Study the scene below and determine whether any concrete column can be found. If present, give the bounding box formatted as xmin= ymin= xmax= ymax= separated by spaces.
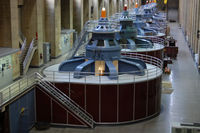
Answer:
xmin=61 ymin=0 xmax=73 ymax=29
xmin=45 ymin=0 xmax=61 ymax=58
xmin=127 ymin=0 xmax=130 ymax=9
xmin=138 ymin=0 xmax=142 ymax=7
xmin=70 ymin=0 xmax=73 ymax=29
xmin=21 ymin=0 xmax=37 ymax=44
xmin=83 ymin=0 xmax=90 ymax=23
xmin=31 ymin=0 xmax=44 ymax=66
xmin=194 ymin=0 xmax=199 ymax=54
xmin=0 ymin=0 xmax=19 ymax=48
xmin=118 ymin=0 xmax=124 ymax=12
xmin=111 ymin=0 xmax=116 ymax=15
xmin=194 ymin=0 xmax=198 ymax=53
xmin=87 ymin=0 xmax=99 ymax=20
xmin=192 ymin=0 xmax=195 ymax=52
xmin=88 ymin=0 xmax=99 ymax=20
xmin=91 ymin=0 xmax=99 ymax=20
xmin=10 ymin=0 xmax=19 ymax=49
xmin=73 ymin=0 xmax=84 ymax=33
xmin=55 ymin=0 xmax=61 ymax=57
xmin=98 ymin=0 xmax=103 ymax=18
xmin=105 ymin=0 xmax=110 ymax=17
xmin=129 ymin=0 xmax=134 ymax=9
xmin=198 ymin=0 xmax=200 ymax=64
xmin=0 ymin=0 xmax=11 ymax=47
xmin=196 ymin=0 xmax=200 ymax=57
xmin=113 ymin=0 xmax=117 ymax=14
xmin=116 ymin=0 xmax=119 ymax=12
xmin=109 ymin=0 xmax=113 ymax=16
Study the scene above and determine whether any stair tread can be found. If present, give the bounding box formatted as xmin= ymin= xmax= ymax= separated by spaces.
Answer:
xmin=38 ymin=81 xmax=94 ymax=127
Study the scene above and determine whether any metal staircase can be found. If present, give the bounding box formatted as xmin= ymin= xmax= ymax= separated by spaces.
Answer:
xmin=20 ymin=38 xmax=27 ymax=62
xmin=20 ymin=39 xmax=37 ymax=75
xmin=0 ymin=72 xmax=95 ymax=128
xmin=66 ymin=22 xmax=91 ymax=59
xmin=35 ymin=73 xmax=95 ymax=128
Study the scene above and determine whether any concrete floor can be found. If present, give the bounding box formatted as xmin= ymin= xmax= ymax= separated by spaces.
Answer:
xmin=30 ymin=23 xmax=200 ymax=133
xmin=168 ymin=9 xmax=179 ymax=22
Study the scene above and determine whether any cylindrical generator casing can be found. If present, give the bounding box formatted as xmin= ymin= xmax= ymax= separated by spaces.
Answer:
xmin=36 ymin=76 xmax=162 ymax=126
xmin=36 ymin=54 xmax=163 ymax=127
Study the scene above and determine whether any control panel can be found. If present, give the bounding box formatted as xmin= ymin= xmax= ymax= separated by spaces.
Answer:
xmin=61 ymin=30 xmax=74 ymax=55
xmin=0 ymin=55 xmax=13 ymax=89
xmin=61 ymin=33 xmax=71 ymax=54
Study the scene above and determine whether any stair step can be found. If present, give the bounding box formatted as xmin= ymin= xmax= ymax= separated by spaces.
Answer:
xmin=36 ymin=75 xmax=94 ymax=128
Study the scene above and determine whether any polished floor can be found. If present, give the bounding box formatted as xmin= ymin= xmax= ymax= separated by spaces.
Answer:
xmin=30 ymin=23 xmax=200 ymax=133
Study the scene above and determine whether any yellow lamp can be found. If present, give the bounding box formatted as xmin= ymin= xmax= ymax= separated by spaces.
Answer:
xmin=135 ymin=2 xmax=138 ymax=8
xmin=101 ymin=7 xmax=106 ymax=18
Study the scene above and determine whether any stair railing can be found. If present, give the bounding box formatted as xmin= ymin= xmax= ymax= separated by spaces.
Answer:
xmin=35 ymin=73 xmax=95 ymax=128
xmin=23 ymin=39 xmax=36 ymax=70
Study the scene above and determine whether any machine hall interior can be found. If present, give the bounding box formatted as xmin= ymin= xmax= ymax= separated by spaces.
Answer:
xmin=0 ymin=0 xmax=200 ymax=133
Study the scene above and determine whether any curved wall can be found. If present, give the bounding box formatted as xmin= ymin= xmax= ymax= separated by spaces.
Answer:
xmin=36 ymin=76 xmax=162 ymax=125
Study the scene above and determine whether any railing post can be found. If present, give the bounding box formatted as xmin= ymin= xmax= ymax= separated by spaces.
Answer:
xmin=27 ymin=77 xmax=29 ymax=87
xmin=35 ymin=72 xmax=38 ymax=83
xmin=0 ymin=92 xmax=3 ymax=105
xmin=69 ymin=72 xmax=70 ymax=83
xmin=9 ymin=87 xmax=11 ymax=99
xmin=19 ymin=81 xmax=21 ymax=93
xmin=99 ymin=74 xmax=101 ymax=85
xmin=53 ymin=71 xmax=55 ymax=84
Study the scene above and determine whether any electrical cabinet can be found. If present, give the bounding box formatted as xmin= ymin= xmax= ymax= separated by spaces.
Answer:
xmin=0 ymin=55 xmax=13 ymax=89
xmin=61 ymin=30 xmax=74 ymax=55
xmin=0 ymin=48 xmax=20 ymax=89
xmin=43 ymin=42 xmax=51 ymax=64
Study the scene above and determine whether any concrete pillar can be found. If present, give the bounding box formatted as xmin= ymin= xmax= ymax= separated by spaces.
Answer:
xmin=196 ymin=0 xmax=200 ymax=57
xmin=0 ymin=0 xmax=19 ymax=48
xmin=127 ymin=0 xmax=130 ymax=9
xmin=118 ymin=0 xmax=124 ymax=12
xmin=129 ymin=0 xmax=134 ymax=9
xmin=91 ymin=0 xmax=99 ymax=20
xmin=55 ymin=0 xmax=61 ymax=57
xmin=61 ymin=0 xmax=73 ymax=29
xmin=195 ymin=0 xmax=199 ymax=54
xmin=10 ymin=0 xmax=19 ymax=49
xmin=69 ymin=0 xmax=73 ymax=29
xmin=73 ymin=0 xmax=84 ymax=33
xmin=85 ymin=0 xmax=99 ymax=20
xmin=19 ymin=0 xmax=45 ymax=66
xmin=109 ymin=0 xmax=117 ymax=16
xmin=112 ymin=0 xmax=117 ymax=15
xmin=116 ymin=0 xmax=120 ymax=12
xmin=105 ymin=0 xmax=110 ymax=17
xmin=31 ymin=0 xmax=44 ymax=66
xmin=105 ymin=0 xmax=119 ymax=15
xmin=0 ymin=0 xmax=11 ymax=48
xmin=98 ymin=0 xmax=103 ymax=18
xmin=194 ymin=0 xmax=199 ymax=54
xmin=138 ymin=0 xmax=142 ymax=7
xmin=109 ymin=0 xmax=112 ymax=16
xmin=45 ymin=0 xmax=61 ymax=58
xmin=198 ymin=0 xmax=200 ymax=64
xmin=83 ymin=0 xmax=90 ymax=24
xmin=21 ymin=0 xmax=37 ymax=45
